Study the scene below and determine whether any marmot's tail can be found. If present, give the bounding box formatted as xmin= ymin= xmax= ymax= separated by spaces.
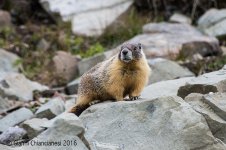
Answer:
xmin=69 ymin=104 xmax=89 ymax=116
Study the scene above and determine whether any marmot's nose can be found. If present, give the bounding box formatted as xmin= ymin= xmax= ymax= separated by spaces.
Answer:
xmin=122 ymin=50 xmax=128 ymax=55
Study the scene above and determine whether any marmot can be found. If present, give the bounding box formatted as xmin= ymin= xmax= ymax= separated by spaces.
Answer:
xmin=69 ymin=42 xmax=151 ymax=116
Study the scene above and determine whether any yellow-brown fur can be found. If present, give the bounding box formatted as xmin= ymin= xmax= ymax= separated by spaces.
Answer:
xmin=69 ymin=43 xmax=151 ymax=116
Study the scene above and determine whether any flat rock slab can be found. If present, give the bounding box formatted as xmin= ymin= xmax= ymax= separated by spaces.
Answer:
xmin=80 ymin=96 xmax=226 ymax=150
xmin=128 ymin=22 xmax=220 ymax=59
xmin=0 ymin=72 xmax=48 ymax=101
xmin=18 ymin=113 xmax=89 ymax=150
xmin=21 ymin=118 xmax=49 ymax=139
xmin=141 ymin=77 xmax=193 ymax=99
xmin=148 ymin=58 xmax=194 ymax=84
xmin=35 ymin=97 xmax=65 ymax=119
xmin=0 ymin=107 xmax=33 ymax=132
xmin=178 ymin=66 xmax=226 ymax=99
xmin=185 ymin=93 xmax=226 ymax=143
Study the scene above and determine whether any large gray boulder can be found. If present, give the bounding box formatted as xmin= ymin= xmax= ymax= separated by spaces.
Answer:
xmin=80 ymin=96 xmax=226 ymax=150
xmin=40 ymin=0 xmax=133 ymax=36
xmin=0 ymin=107 xmax=33 ymax=132
xmin=137 ymin=22 xmax=221 ymax=59
xmin=148 ymin=58 xmax=194 ymax=84
xmin=35 ymin=97 xmax=65 ymax=119
xmin=198 ymin=9 xmax=226 ymax=37
xmin=18 ymin=113 xmax=89 ymax=150
xmin=0 ymin=72 xmax=48 ymax=101
xmin=185 ymin=93 xmax=226 ymax=144
xmin=0 ymin=49 xmax=20 ymax=73
xmin=178 ymin=65 xmax=226 ymax=99
xmin=21 ymin=118 xmax=49 ymax=139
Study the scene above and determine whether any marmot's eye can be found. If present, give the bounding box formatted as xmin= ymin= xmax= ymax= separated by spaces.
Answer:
xmin=134 ymin=47 xmax=137 ymax=51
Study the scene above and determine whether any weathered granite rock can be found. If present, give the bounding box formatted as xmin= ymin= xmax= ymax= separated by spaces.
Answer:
xmin=35 ymin=97 xmax=65 ymax=119
xmin=203 ymin=93 xmax=226 ymax=121
xmin=178 ymin=66 xmax=226 ymax=99
xmin=77 ymin=49 xmax=117 ymax=76
xmin=40 ymin=0 xmax=133 ymax=36
xmin=18 ymin=113 xmax=89 ymax=150
xmin=51 ymin=51 xmax=80 ymax=83
xmin=0 ymin=97 xmax=10 ymax=114
xmin=185 ymin=93 xmax=226 ymax=144
xmin=0 ymin=72 xmax=48 ymax=101
xmin=169 ymin=13 xmax=191 ymax=24
xmin=78 ymin=53 xmax=106 ymax=76
xmin=0 ymin=49 xmax=20 ymax=73
xmin=142 ymin=77 xmax=193 ymax=99
xmin=135 ymin=22 xmax=221 ymax=59
xmin=148 ymin=58 xmax=194 ymax=84
xmin=65 ymin=78 xmax=80 ymax=95
xmin=0 ymin=144 xmax=14 ymax=150
xmin=0 ymin=107 xmax=33 ymax=132
xmin=0 ymin=126 xmax=26 ymax=145
xmin=21 ymin=118 xmax=48 ymax=139
xmin=80 ymin=96 xmax=226 ymax=150
xmin=198 ymin=9 xmax=226 ymax=37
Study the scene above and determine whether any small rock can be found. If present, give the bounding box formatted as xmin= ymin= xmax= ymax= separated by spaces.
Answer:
xmin=0 ymin=107 xmax=33 ymax=132
xmin=21 ymin=118 xmax=48 ymax=139
xmin=180 ymin=41 xmax=221 ymax=58
xmin=65 ymin=77 xmax=81 ymax=95
xmin=35 ymin=97 xmax=65 ymax=119
xmin=0 ymin=97 xmax=10 ymax=114
xmin=0 ymin=48 xmax=20 ymax=73
xmin=148 ymin=58 xmax=194 ymax=84
xmin=0 ymin=72 xmax=48 ymax=101
xmin=142 ymin=77 xmax=193 ymax=99
xmin=19 ymin=113 xmax=89 ymax=150
xmin=36 ymin=38 xmax=50 ymax=51
xmin=177 ymin=66 xmax=226 ymax=99
xmin=185 ymin=93 xmax=226 ymax=143
xmin=0 ymin=126 xmax=26 ymax=145
xmin=51 ymin=51 xmax=80 ymax=85
xmin=203 ymin=93 xmax=226 ymax=120
xmin=0 ymin=10 xmax=11 ymax=27
xmin=169 ymin=13 xmax=191 ymax=24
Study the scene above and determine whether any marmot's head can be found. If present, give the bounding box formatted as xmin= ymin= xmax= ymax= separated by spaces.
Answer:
xmin=119 ymin=43 xmax=143 ymax=63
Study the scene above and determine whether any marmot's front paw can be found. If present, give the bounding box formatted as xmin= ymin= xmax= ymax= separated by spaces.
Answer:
xmin=128 ymin=96 xmax=139 ymax=101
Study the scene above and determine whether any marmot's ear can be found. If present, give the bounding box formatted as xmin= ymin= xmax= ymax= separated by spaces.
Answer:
xmin=138 ymin=43 xmax=142 ymax=49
